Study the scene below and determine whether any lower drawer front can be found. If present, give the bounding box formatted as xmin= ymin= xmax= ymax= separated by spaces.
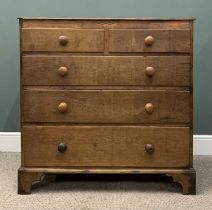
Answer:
xmin=23 ymin=90 xmax=190 ymax=123
xmin=23 ymin=126 xmax=190 ymax=167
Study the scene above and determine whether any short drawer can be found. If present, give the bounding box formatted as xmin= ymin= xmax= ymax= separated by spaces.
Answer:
xmin=21 ymin=29 xmax=104 ymax=52
xmin=22 ymin=56 xmax=191 ymax=86
xmin=109 ymin=29 xmax=191 ymax=52
xmin=22 ymin=126 xmax=190 ymax=167
xmin=23 ymin=90 xmax=190 ymax=123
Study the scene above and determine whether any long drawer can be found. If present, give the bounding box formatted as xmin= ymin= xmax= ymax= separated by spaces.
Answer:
xmin=22 ymin=126 xmax=190 ymax=167
xmin=21 ymin=28 xmax=104 ymax=52
xmin=22 ymin=56 xmax=191 ymax=86
xmin=23 ymin=90 xmax=190 ymax=123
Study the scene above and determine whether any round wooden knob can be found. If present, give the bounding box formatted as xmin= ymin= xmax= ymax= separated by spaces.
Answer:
xmin=58 ymin=102 xmax=68 ymax=113
xmin=58 ymin=35 xmax=69 ymax=46
xmin=145 ymin=35 xmax=154 ymax=46
xmin=57 ymin=66 xmax=68 ymax=77
xmin=145 ymin=103 xmax=154 ymax=113
xmin=145 ymin=144 xmax=154 ymax=154
xmin=145 ymin=66 xmax=156 ymax=77
xmin=58 ymin=143 xmax=67 ymax=153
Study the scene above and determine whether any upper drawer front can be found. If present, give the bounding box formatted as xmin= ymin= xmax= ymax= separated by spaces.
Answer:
xmin=23 ymin=90 xmax=190 ymax=123
xmin=22 ymin=56 xmax=191 ymax=86
xmin=23 ymin=126 xmax=190 ymax=167
xmin=109 ymin=29 xmax=191 ymax=53
xmin=21 ymin=29 xmax=104 ymax=52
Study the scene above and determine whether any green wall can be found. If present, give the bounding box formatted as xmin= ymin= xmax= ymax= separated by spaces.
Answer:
xmin=0 ymin=0 xmax=211 ymax=134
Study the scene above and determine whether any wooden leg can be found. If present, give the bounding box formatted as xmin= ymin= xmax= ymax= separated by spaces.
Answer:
xmin=18 ymin=168 xmax=57 ymax=194
xmin=18 ymin=168 xmax=45 ymax=194
xmin=167 ymin=170 xmax=196 ymax=195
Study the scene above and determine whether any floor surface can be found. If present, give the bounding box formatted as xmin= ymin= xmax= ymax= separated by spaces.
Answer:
xmin=0 ymin=152 xmax=211 ymax=210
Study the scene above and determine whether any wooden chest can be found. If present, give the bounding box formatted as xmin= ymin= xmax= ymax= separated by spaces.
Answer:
xmin=18 ymin=18 xmax=196 ymax=195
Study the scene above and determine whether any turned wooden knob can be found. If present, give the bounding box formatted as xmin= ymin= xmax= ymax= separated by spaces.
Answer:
xmin=145 ymin=103 xmax=154 ymax=113
xmin=145 ymin=66 xmax=156 ymax=77
xmin=145 ymin=35 xmax=154 ymax=46
xmin=58 ymin=35 xmax=69 ymax=46
xmin=58 ymin=102 xmax=68 ymax=113
xmin=145 ymin=144 xmax=155 ymax=154
xmin=58 ymin=143 xmax=67 ymax=153
xmin=57 ymin=66 xmax=68 ymax=77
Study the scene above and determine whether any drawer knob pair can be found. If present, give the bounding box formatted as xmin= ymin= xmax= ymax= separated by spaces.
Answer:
xmin=58 ymin=102 xmax=154 ymax=114
xmin=58 ymin=143 xmax=154 ymax=154
xmin=58 ymin=35 xmax=69 ymax=46
xmin=145 ymin=144 xmax=154 ymax=154
xmin=145 ymin=66 xmax=156 ymax=77
xmin=145 ymin=103 xmax=154 ymax=113
xmin=58 ymin=66 xmax=68 ymax=77
xmin=58 ymin=102 xmax=68 ymax=113
xmin=58 ymin=143 xmax=67 ymax=153
xmin=145 ymin=35 xmax=154 ymax=46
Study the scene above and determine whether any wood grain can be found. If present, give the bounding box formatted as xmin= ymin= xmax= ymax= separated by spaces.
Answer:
xmin=21 ymin=29 xmax=104 ymax=52
xmin=109 ymin=29 xmax=191 ymax=53
xmin=22 ymin=56 xmax=191 ymax=86
xmin=21 ymin=19 xmax=192 ymax=30
xmin=23 ymin=90 xmax=190 ymax=123
xmin=20 ymin=167 xmax=196 ymax=174
xmin=22 ymin=126 xmax=190 ymax=167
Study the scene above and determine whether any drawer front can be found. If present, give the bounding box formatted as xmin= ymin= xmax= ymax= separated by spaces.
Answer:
xmin=109 ymin=29 xmax=191 ymax=52
xmin=23 ymin=126 xmax=190 ymax=167
xmin=21 ymin=29 xmax=104 ymax=52
xmin=22 ymin=56 xmax=191 ymax=86
xmin=23 ymin=90 xmax=190 ymax=123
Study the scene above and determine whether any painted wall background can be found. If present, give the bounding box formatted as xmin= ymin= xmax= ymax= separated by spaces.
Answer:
xmin=0 ymin=0 xmax=211 ymax=134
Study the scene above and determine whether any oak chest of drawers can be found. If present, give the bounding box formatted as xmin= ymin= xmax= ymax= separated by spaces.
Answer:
xmin=18 ymin=18 xmax=196 ymax=195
